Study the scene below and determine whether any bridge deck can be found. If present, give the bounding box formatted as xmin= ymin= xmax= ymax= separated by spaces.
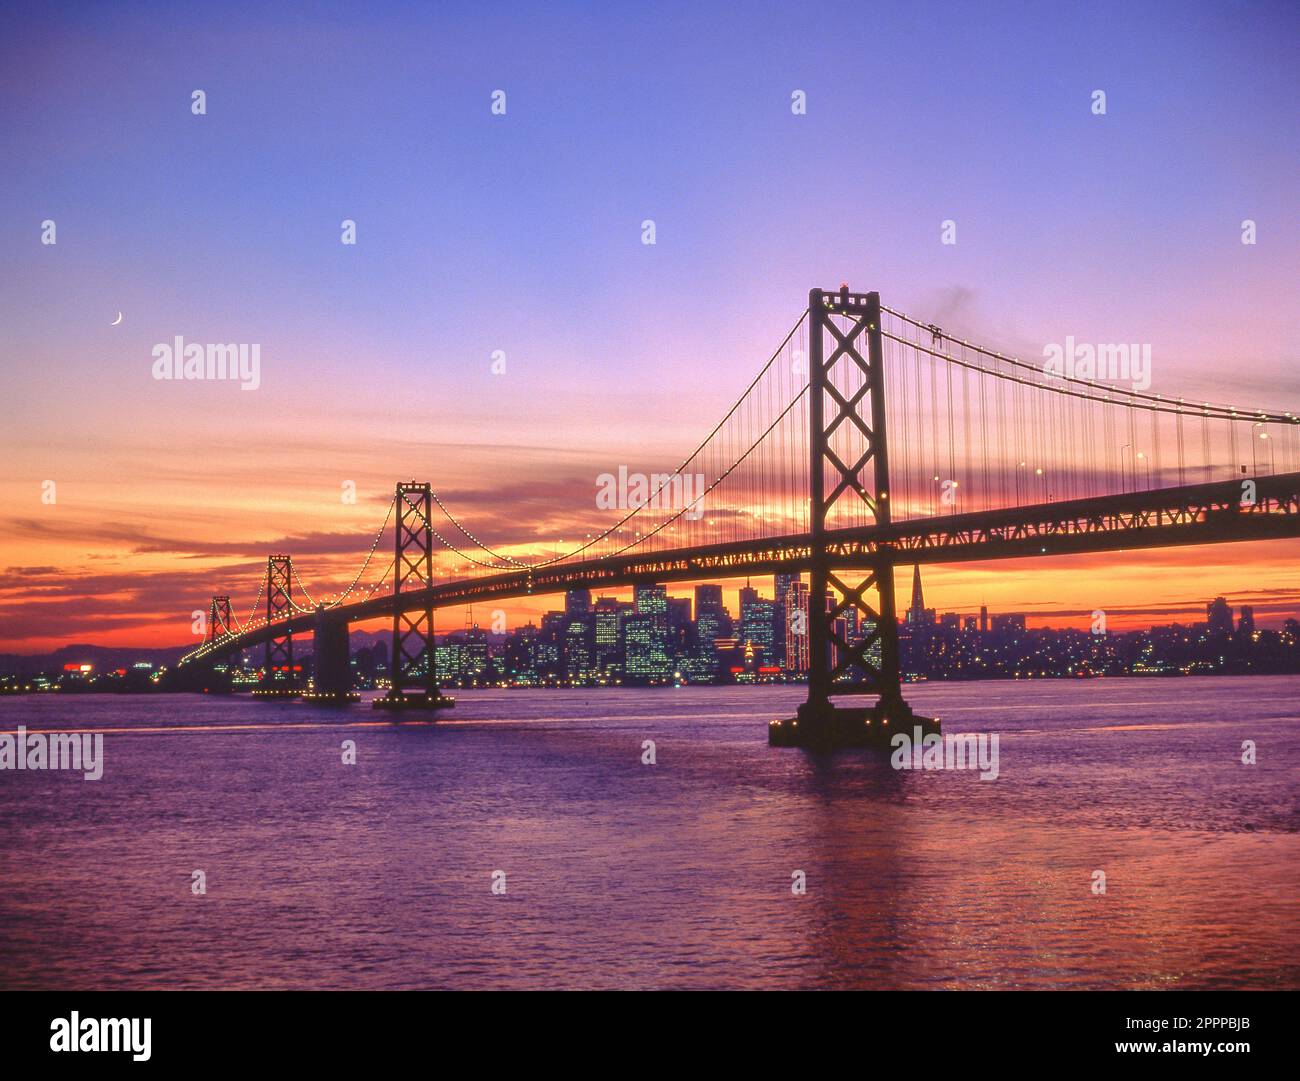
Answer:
xmin=188 ymin=471 xmax=1300 ymax=661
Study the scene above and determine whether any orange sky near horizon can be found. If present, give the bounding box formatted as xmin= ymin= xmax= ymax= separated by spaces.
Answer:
xmin=3 ymin=434 xmax=1298 ymax=655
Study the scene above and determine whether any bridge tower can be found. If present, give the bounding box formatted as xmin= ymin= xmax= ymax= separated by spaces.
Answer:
xmin=374 ymin=481 xmax=454 ymax=712
xmin=207 ymin=595 xmax=233 ymax=644
xmin=771 ymin=286 xmax=937 ymax=748
xmin=192 ymin=594 xmax=236 ymax=694
xmin=256 ymin=554 xmax=300 ymax=697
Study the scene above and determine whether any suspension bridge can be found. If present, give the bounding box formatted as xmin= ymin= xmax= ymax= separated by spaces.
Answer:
xmin=178 ymin=287 xmax=1300 ymax=748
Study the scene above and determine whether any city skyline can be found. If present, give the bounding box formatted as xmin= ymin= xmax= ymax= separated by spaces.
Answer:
xmin=418 ymin=575 xmax=1297 ymax=687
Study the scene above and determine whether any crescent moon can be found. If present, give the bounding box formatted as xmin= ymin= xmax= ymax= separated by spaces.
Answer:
xmin=111 ymin=312 xmax=122 ymax=326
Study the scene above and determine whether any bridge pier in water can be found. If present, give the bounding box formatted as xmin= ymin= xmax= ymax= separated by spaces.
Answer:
xmin=374 ymin=482 xmax=455 ymax=713
xmin=303 ymin=611 xmax=360 ymax=704
xmin=769 ymin=554 xmax=938 ymax=749
xmin=770 ymin=286 xmax=937 ymax=750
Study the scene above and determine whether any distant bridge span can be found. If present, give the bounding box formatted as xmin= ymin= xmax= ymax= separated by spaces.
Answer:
xmin=198 ymin=471 xmax=1300 ymax=658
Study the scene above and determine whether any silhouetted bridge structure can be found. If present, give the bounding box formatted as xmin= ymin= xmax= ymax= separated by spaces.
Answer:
xmin=181 ymin=288 xmax=1300 ymax=747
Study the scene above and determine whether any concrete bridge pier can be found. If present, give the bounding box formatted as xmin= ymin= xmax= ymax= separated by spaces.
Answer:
xmin=770 ymin=694 xmax=939 ymax=750
xmin=196 ymin=663 xmax=234 ymax=695
xmin=303 ymin=610 xmax=359 ymax=704
xmin=170 ymin=659 xmax=232 ymax=694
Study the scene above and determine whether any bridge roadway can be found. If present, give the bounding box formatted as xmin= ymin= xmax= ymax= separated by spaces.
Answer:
xmin=192 ymin=471 xmax=1300 ymax=661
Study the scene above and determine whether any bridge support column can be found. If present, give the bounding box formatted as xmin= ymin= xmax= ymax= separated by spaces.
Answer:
xmin=771 ymin=286 xmax=936 ymax=749
xmin=254 ymin=554 xmax=300 ymax=698
xmin=374 ymin=481 xmax=454 ymax=712
xmin=303 ymin=611 xmax=359 ymax=704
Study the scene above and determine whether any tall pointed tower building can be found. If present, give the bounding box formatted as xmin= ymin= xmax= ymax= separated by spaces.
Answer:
xmin=906 ymin=565 xmax=934 ymax=627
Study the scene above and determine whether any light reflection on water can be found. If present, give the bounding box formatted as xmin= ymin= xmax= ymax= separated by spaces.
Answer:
xmin=0 ymin=676 xmax=1296 ymax=989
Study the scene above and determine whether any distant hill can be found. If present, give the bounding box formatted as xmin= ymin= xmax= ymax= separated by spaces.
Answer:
xmin=0 ymin=643 xmax=190 ymax=675
xmin=0 ymin=627 xmax=502 ymax=674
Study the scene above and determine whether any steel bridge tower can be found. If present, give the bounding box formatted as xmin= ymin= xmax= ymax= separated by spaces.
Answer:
xmin=771 ymin=286 xmax=938 ymax=748
xmin=374 ymin=481 xmax=454 ymax=712
xmin=207 ymin=595 xmax=233 ymax=645
xmin=256 ymin=554 xmax=299 ymax=697
xmin=191 ymin=594 xmax=237 ymax=694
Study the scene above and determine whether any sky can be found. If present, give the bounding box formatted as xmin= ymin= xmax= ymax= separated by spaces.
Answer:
xmin=0 ymin=0 xmax=1297 ymax=653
